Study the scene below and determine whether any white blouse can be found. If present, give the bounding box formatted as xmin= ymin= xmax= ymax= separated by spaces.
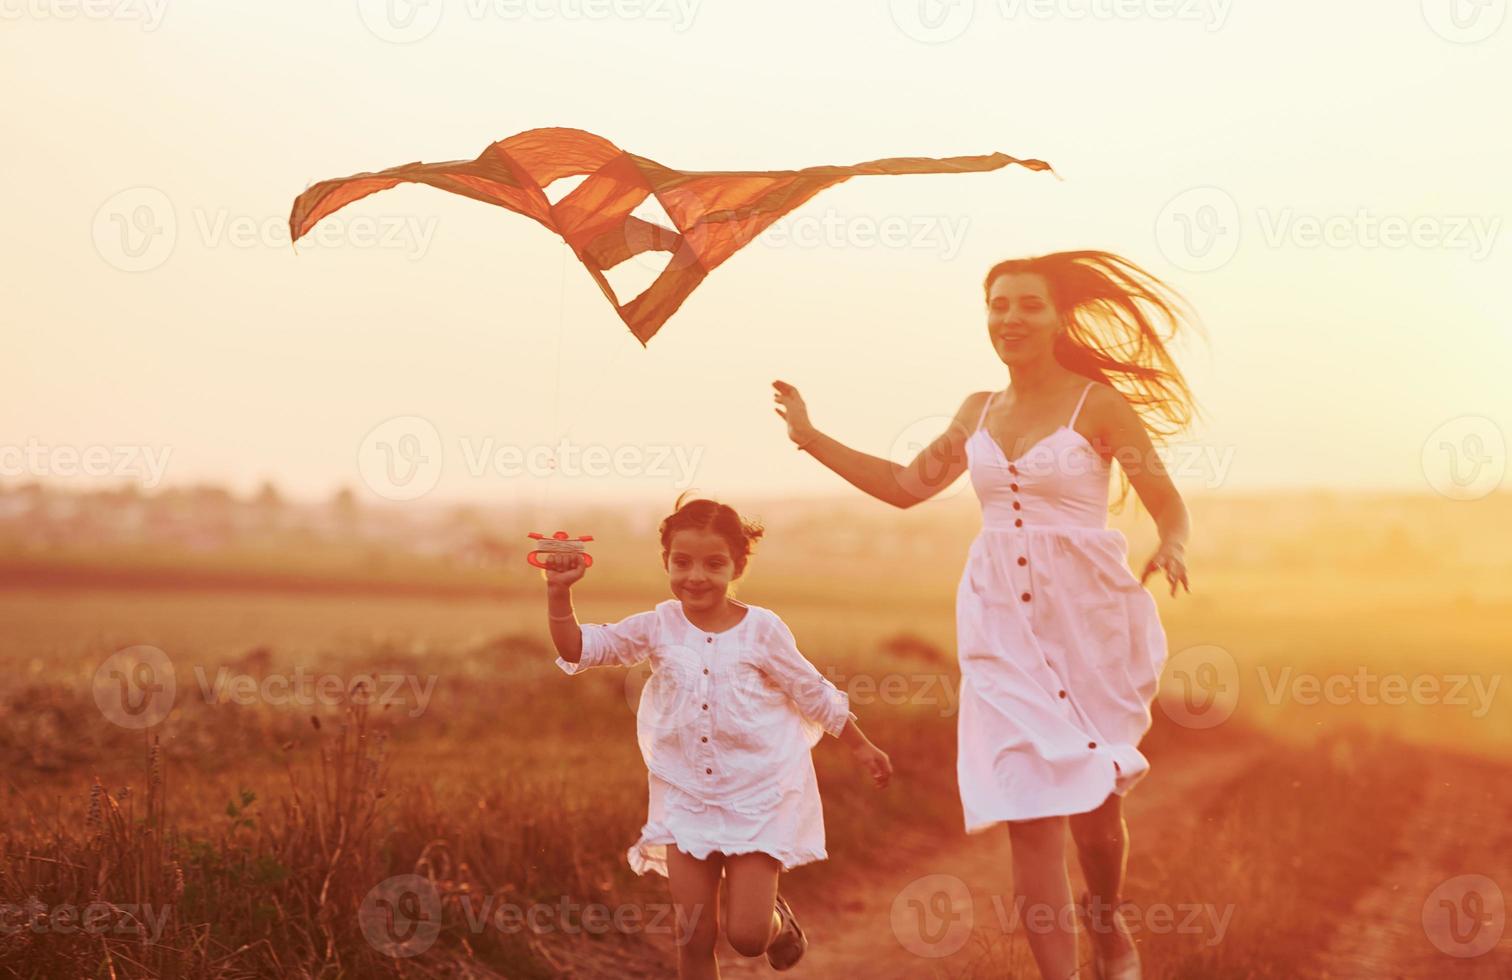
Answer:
xmin=556 ymin=598 xmax=855 ymax=804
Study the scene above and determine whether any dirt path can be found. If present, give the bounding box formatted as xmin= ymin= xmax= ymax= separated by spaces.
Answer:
xmin=709 ymin=735 xmax=1267 ymax=979
xmin=614 ymin=735 xmax=1512 ymax=979
xmin=1309 ymin=755 xmax=1512 ymax=979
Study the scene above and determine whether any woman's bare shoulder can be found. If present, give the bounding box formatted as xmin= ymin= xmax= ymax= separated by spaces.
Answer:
xmin=959 ymin=389 xmax=994 ymax=416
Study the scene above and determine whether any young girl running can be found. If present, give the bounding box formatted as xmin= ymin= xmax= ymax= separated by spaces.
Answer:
xmin=543 ymin=494 xmax=893 ymax=978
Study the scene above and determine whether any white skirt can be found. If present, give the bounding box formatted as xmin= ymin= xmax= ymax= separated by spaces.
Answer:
xmin=628 ymin=767 xmax=828 ymax=878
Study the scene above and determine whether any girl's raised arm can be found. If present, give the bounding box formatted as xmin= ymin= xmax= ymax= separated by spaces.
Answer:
xmin=773 ymin=381 xmax=984 ymax=509
xmin=542 ymin=553 xmax=656 ymax=671
xmin=543 ymin=552 xmax=587 ymax=663
xmin=555 ymin=611 xmax=657 ymax=675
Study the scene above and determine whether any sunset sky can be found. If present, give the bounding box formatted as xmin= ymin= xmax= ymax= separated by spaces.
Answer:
xmin=4 ymin=0 xmax=1508 ymax=508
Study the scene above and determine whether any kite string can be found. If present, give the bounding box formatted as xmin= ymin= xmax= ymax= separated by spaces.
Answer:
xmin=555 ymin=247 xmax=566 ymax=461
xmin=531 ymin=247 xmax=568 ymax=532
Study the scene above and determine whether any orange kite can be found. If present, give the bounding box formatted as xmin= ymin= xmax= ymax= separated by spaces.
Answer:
xmin=289 ymin=127 xmax=1055 ymax=345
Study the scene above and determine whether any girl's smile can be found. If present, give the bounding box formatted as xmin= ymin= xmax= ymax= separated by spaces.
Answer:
xmin=664 ymin=527 xmax=742 ymax=627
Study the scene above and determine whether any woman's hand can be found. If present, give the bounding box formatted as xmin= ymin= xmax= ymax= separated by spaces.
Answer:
xmin=772 ymin=380 xmax=818 ymax=449
xmin=852 ymin=740 xmax=893 ymax=789
xmin=1140 ymin=540 xmax=1190 ymax=597
xmin=542 ymin=551 xmax=588 ymax=592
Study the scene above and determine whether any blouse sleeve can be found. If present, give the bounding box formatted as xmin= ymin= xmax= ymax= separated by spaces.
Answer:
xmin=556 ymin=610 xmax=657 ymax=675
xmin=760 ymin=612 xmax=853 ymax=738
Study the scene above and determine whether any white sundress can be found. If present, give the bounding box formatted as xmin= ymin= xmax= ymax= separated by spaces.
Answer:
xmin=556 ymin=598 xmax=855 ymax=878
xmin=957 ymin=381 xmax=1169 ymax=830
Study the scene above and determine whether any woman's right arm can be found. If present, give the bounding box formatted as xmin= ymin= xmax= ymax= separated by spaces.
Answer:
xmin=773 ymin=381 xmax=986 ymax=509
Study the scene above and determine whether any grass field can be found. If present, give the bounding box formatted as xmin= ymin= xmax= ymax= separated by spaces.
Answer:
xmin=2 ymin=491 xmax=1509 ymax=977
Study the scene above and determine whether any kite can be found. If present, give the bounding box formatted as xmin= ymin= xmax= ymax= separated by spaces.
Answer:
xmin=289 ymin=127 xmax=1055 ymax=345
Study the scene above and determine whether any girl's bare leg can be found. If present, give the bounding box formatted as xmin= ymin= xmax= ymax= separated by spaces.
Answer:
xmin=1007 ymin=816 xmax=1082 ymax=979
xmin=720 ymin=851 xmax=783 ymax=957
xmin=1068 ymin=793 xmax=1136 ymax=960
xmin=667 ymin=847 xmax=724 ymax=980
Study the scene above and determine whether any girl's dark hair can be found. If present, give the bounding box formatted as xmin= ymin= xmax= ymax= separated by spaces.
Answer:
xmin=982 ymin=250 xmax=1207 ymax=511
xmin=658 ymin=492 xmax=765 ymax=577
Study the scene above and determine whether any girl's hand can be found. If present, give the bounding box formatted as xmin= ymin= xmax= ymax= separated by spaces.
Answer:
xmin=1140 ymin=540 xmax=1190 ymax=597
xmin=541 ymin=551 xmax=588 ymax=592
xmin=772 ymin=380 xmax=818 ymax=449
xmin=852 ymin=741 xmax=893 ymax=789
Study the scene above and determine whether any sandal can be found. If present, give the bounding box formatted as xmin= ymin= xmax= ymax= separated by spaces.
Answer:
xmin=766 ymin=892 xmax=808 ymax=971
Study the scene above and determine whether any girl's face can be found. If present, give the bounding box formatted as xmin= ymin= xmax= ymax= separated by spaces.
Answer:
xmin=663 ymin=527 xmax=738 ymax=612
xmin=986 ymin=271 xmax=1061 ymax=364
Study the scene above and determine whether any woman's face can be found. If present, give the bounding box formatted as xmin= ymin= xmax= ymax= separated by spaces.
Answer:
xmin=986 ymin=271 xmax=1061 ymax=364
xmin=663 ymin=527 xmax=738 ymax=611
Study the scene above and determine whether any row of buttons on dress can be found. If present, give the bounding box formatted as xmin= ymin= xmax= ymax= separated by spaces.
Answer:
xmin=1009 ymin=462 xmax=1032 ymax=603
xmin=1011 ymin=462 xmax=1095 ymax=749
xmin=701 ymin=635 xmax=714 ymax=773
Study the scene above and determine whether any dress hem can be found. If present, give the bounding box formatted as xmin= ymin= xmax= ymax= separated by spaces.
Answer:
xmin=961 ymin=744 xmax=1153 ymax=832
xmin=628 ymin=830 xmax=828 ymax=878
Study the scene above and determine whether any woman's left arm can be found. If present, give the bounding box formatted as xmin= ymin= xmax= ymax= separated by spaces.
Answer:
xmin=1093 ymin=386 xmax=1191 ymax=596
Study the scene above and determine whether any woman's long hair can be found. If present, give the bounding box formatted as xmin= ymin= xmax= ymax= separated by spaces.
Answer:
xmin=982 ymin=250 xmax=1206 ymax=512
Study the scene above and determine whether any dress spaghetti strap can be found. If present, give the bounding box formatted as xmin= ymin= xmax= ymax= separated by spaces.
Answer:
xmin=1067 ymin=381 xmax=1095 ymax=429
xmin=974 ymin=390 xmax=997 ymax=432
